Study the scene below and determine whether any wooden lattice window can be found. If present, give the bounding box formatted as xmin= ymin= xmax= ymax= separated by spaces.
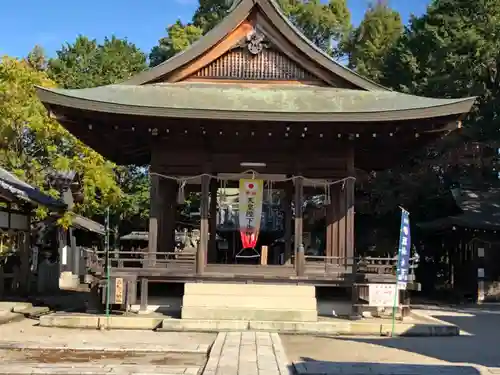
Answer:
xmin=192 ymin=47 xmax=320 ymax=81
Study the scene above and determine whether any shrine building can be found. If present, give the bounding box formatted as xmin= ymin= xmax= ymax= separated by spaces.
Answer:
xmin=36 ymin=0 xmax=475 ymax=320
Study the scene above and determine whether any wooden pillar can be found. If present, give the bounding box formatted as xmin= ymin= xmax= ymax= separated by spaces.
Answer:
xmin=197 ymin=175 xmax=210 ymax=274
xmin=19 ymin=229 xmax=31 ymax=295
xmin=477 ymin=242 xmax=486 ymax=304
xmin=346 ymin=147 xmax=355 ymax=265
xmin=284 ymin=180 xmax=293 ymax=265
xmin=338 ymin=182 xmax=347 ymax=263
xmin=70 ymin=229 xmax=79 ymax=277
xmin=294 ymin=177 xmax=303 ymax=269
xmin=325 ymin=149 xmax=355 ymax=267
xmin=208 ymin=178 xmax=218 ymax=263
xmin=58 ymin=228 xmax=68 ymax=272
xmin=147 ymin=174 xmax=160 ymax=267
xmin=139 ymin=277 xmax=148 ymax=313
xmin=326 ymin=185 xmax=339 ymax=264
xmin=346 ymin=148 xmax=358 ymax=316
xmin=158 ymin=179 xmax=177 ymax=254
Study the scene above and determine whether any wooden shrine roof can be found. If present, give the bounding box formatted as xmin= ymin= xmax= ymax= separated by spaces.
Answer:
xmin=418 ymin=186 xmax=500 ymax=231
xmin=124 ymin=0 xmax=386 ymax=90
xmin=37 ymin=83 xmax=475 ymax=123
xmin=35 ymin=0 xmax=476 ymax=167
xmin=0 ymin=167 xmax=66 ymax=211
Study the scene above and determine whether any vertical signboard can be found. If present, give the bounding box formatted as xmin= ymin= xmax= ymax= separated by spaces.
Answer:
xmin=396 ymin=208 xmax=411 ymax=289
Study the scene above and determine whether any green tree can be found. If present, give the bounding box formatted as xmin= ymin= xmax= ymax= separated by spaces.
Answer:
xmin=0 ymin=56 xmax=121 ymax=219
xmin=48 ymin=35 xmax=147 ymax=89
xmin=149 ymin=21 xmax=204 ymax=67
xmin=342 ymin=0 xmax=403 ymax=81
xmin=26 ymin=45 xmax=47 ymax=72
xmin=193 ymin=0 xmax=232 ymax=33
xmin=47 ymin=35 xmax=151 ymax=226
xmin=149 ymin=0 xmax=352 ymax=67
xmin=281 ymin=0 xmax=352 ymax=55
xmin=381 ymin=0 xmax=499 ymax=141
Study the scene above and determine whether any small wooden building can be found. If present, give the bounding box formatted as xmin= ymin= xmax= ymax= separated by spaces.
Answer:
xmin=418 ymin=186 xmax=500 ymax=303
xmin=36 ymin=0 xmax=475 ymax=314
xmin=0 ymin=167 xmax=66 ymax=295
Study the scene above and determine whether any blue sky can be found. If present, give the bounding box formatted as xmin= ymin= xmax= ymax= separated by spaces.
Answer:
xmin=0 ymin=0 xmax=430 ymax=59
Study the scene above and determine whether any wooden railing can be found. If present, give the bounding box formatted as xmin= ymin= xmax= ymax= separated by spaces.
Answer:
xmin=85 ymin=249 xmax=196 ymax=273
xmin=302 ymin=255 xmax=418 ymax=278
xmin=83 ymin=246 xmax=416 ymax=282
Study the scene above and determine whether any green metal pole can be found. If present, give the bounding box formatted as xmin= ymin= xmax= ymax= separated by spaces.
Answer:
xmin=104 ymin=207 xmax=110 ymax=329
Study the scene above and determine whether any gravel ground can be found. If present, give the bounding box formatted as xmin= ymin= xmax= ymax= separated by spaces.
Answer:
xmin=0 ymin=319 xmax=215 ymax=350
xmin=282 ymin=306 xmax=500 ymax=375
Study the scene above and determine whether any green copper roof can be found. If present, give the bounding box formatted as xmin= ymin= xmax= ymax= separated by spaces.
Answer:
xmin=37 ymin=83 xmax=475 ymax=122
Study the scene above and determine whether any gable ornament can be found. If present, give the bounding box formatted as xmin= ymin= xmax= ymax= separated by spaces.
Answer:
xmin=246 ymin=30 xmax=269 ymax=55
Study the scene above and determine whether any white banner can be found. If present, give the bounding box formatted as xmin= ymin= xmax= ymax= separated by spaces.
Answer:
xmin=238 ymin=179 xmax=264 ymax=248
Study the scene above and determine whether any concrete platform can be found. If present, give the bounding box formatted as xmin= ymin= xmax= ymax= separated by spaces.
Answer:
xmin=181 ymin=306 xmax=318 ymax=321
xmin=182 ymin=282 xmax=317 ymax=322
xmin=159 ymin=318 xmax=459 ymax=336
xmin=39 ymin=313 xmax=163 ymax=330
xmin=37 ymin=312 xmax=459 ymax=336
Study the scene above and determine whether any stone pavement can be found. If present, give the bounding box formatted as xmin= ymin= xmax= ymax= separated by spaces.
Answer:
xmin=204 ymin=332 xmax=290 ymax=375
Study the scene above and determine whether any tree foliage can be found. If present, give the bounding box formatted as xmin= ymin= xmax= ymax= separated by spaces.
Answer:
xmin=280 ymin=0 xmax=352 ymax=55
xmin=149 ymin=0 xmax=352 ymax=67
xmin=342 ymin=0 xmax=403 ymax=81
xmin=149 ymin=21 xmax=204 ymax=67
xmin=48 ymin=35 xmax=147 ymax=89
xmin=0 ymin=56 xmax=121 ymax=219
xmin=46 ymin=36 xmax=151 ymax=223
xmin=381 ymin=0 xmax=500 ymax=141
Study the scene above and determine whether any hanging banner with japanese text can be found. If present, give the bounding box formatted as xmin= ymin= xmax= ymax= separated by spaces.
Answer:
xmin=239 ymin=179 xmax=264 ymax=249
xmin=396 ymin=208 xmax=411 ymax=288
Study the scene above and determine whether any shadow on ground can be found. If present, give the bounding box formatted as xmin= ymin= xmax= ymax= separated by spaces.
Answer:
xmin=290 ymin=359 xmax=481 ymax=375
xmin=321 ymin=309 xmax=500 ymax=368
xmin=1 ymin=289 xmax=90 ymax=315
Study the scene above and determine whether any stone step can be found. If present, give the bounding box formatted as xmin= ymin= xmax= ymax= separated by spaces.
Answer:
xmin=183 ymin=294 xmax=317 ymax=310
xmin=160 ymin=318 xmax=460 ymax=336
xmin=184 ymin=282 xmax=315 ymax=297
xmin=181 ymin=306 xmax=317 ymax=321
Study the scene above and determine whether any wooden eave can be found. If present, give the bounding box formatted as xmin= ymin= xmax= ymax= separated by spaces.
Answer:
xmin=123 ymin=0 xmax=387 ymax=90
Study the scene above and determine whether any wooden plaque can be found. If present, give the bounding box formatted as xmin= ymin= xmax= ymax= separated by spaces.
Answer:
xmin=114 ymin=277 xmax=124 ymax=305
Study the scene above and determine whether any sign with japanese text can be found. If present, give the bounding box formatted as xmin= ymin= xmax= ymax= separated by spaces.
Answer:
xmin=369 ymin=284 xmax=399 ymax=307
xmin=238 ymin=179 xmax=264 ymax=248
xmin=396 ymin=209 xmax=411 ymax=288
xmin=114 ymin=277 xmax=124 ymax=304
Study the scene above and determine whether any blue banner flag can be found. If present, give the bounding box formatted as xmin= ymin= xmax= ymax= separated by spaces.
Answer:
xmin=396 ymin=209 xmax=411 ymax=287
